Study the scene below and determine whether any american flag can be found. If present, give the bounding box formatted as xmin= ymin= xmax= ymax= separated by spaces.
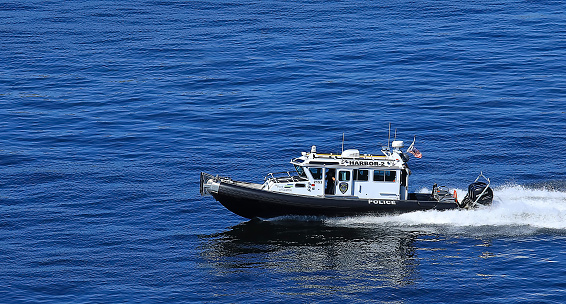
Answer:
xmin=407 ymin=144 xmax=422 ymax=158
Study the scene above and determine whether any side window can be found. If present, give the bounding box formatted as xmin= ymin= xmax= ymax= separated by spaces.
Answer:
xmin=338 ymin=171 xmax=351 ymax=181
xmin=309 ymin=167 xmax=323 ymax=180
xmin=373 ymin=170 xmax=397 ymax=182
xmin=385 ymin=171 xmax=397 ymax=182
xmin=295 ymin=165 xmax=307 ymax=178
xmin=354 ymin=169 xmax=369 ymax=181
xmin=373 ymin=170 xmax=385 ymax=182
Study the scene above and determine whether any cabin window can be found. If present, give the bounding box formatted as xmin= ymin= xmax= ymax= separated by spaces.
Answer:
xmin=373 ymin=170 xmax=397 ymax=182
xmin=373 ymin=170 xmax=385 ymax=181
xmin=354 ymin=169 xmax=369 ymax=181
xmin=338 ymin=171 xmax=351 ymax=182
xmin=385 ymin=171 xmax=396 ymax=182
xmin=295 ymin=183 xmax=306 ymax=188
xmin=308 ymin=167 xmax=323 ymax=180
xmin=294 ymin=165 xmax=307 ymax=178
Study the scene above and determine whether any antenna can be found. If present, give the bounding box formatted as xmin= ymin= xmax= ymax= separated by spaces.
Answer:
xmin=394 ymin=128 xmax=397 ymax=141
xmin=341 ymin=133 xmax=345 ymax=153
xmin=387 ymin=123 xmax=391 ymax=150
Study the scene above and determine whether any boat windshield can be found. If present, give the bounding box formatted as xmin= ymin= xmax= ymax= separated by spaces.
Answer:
xmin=294 ymin=165 xmax=307 ymax=178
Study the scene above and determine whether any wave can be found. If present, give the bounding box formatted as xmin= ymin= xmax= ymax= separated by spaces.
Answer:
xmin=322 ymin=184 xmax=566 ymax=232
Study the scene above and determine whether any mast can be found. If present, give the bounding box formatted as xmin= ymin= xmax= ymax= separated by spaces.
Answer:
xmin=387 ymin=123 xmax=391 ymax=150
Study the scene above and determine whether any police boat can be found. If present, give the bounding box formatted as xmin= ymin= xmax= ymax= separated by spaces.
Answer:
xmin=200 ymin=140 xmax=493 ymax=219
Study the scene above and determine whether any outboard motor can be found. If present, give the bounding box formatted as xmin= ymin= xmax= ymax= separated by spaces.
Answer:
xmin=459 ymin=173 xmax=493 ymax=209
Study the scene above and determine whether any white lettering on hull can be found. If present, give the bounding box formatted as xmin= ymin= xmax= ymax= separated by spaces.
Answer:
xmin=368 ymin=199 xmax=397 ymax=205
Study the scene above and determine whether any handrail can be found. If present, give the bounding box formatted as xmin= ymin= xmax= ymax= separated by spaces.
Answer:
xmin=265 ymin=171 xmax=295 ymax=180
xmin=474 ymin=171 xmax=491 ymax=185
xmin=264 ymin=171 xmax=308 ymax=184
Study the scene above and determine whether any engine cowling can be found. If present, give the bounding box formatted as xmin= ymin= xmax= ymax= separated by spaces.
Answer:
xmin=459 ymin=181 xmax=493 ymax=209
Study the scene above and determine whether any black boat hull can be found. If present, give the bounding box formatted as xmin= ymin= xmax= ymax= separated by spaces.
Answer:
xmin=211 ymin=181 xmax=459 ymax=219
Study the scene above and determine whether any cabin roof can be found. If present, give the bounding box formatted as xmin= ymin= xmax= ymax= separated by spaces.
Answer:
xmin=290 ymin=147 xmax=409 ymax=169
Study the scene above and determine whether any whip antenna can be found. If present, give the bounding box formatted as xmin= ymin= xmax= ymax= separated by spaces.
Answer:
xmin=387 ymin=123 xmax=391 ymax=150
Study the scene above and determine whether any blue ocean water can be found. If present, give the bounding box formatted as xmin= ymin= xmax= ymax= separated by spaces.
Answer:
xmin=1 ymin=0 xmax=566 ymax=302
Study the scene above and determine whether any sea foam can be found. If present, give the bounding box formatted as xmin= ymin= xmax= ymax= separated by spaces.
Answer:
xmin=325 ymin=184 xmax=566 ymax=231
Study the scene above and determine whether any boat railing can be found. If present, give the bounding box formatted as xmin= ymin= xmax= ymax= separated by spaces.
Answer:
xmin=264 ymin=171 xmax=305 ymax=183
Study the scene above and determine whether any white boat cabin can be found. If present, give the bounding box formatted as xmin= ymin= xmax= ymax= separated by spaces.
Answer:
xmin=261 ymin=141 xmax=411 ymax=200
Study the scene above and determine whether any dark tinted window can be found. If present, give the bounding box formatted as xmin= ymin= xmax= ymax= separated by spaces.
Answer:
xmin=374 ymin=170 xmax=397 ymax=182
xmin=309 ymin=167 xmax=323 ymax=180
xmin=354 ymin=169 xmax=369 ymax=181
xmin=338 ymin=171 xmax=351 ymax=181
xmin=295 ymin=165 xmax=307 ymax=178
xmin=373 ymin=170 xmax=385 ymax=182
xmin=385 ymin=171 xmax=396 ymax=182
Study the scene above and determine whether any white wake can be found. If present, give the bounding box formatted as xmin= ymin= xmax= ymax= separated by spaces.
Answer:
xmin=325 ymin=184 xmax=566 ymax=231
